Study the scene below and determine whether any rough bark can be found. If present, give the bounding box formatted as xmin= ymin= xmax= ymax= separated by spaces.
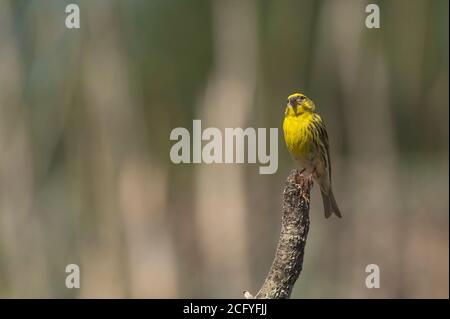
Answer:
xmin=244 ymin=169 xmax=312 ymax=299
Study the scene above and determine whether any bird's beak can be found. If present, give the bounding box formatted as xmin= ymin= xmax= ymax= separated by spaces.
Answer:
xmin=288 ymin=97 xmax=296 ymax=107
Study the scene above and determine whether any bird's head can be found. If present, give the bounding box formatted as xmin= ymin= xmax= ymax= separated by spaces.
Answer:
xmin=285 ymin=92 xmax=316 ymax=116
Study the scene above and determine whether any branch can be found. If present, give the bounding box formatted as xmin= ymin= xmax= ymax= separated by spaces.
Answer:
xmin=244 ymin=169 xmax=312 ymax=299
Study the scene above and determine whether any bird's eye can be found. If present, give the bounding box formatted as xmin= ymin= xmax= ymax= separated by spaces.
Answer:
xmin=298 ymin=96 xmax=305 ymax=102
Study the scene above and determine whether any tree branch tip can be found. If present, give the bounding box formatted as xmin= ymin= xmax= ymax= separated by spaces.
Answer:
xmin=285 ymin=169 xmax=313 ymax=196
xmin=243 ymin=290 xmax=254 ymax=299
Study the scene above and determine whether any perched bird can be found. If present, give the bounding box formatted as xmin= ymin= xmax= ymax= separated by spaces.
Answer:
xmin=283 ymin=92 xmax=341 ymax=218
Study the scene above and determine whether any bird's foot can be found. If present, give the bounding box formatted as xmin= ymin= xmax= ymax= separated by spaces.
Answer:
xmin=294 ymin=169 xmax=306 ymax=185
xmin=307 ymin=168 xmax=317 ymax=181
xmin=294 ymin=168 xmax=315 ymax=185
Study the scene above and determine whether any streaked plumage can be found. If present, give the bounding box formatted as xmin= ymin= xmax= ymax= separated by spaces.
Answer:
xmin=283 ymin=92 xmax=341 ymax=218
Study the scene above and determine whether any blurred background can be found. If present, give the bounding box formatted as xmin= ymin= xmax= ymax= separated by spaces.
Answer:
xmin=0 ymin=0 xmax=448 ymax=298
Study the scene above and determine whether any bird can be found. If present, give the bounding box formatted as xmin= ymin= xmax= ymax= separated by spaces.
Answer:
xmin=282 ymin=92 xmax=341 ymax=218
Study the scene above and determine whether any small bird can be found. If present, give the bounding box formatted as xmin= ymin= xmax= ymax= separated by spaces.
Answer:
xmin=283 ymin=92 xmax=341 ymax=218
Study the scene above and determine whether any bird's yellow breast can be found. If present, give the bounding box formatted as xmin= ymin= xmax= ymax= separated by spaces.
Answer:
xmin=283 ymin=112 xmax=315 ymax=159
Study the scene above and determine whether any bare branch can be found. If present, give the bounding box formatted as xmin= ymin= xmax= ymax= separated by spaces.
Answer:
xmin=245 ymin=169 xmax=312 ymax=299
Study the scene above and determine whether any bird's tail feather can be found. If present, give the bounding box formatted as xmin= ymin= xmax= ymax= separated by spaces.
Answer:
xmin=321 ymin=189 xmax=342 ymax=219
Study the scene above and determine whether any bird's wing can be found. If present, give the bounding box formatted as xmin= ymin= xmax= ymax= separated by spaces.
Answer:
xmin=312 ymin=114 xmax=332 ymax=182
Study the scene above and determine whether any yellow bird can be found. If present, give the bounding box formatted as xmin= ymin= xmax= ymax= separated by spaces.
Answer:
xmin=283 ymin=92 xmax=341 ymax=218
